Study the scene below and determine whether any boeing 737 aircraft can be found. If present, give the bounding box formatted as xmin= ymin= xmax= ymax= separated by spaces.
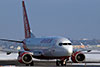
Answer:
xmin=0 ymin=1 xmax=86 ymax=66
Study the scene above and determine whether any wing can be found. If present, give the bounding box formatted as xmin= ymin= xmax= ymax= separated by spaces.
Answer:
xmin=73 ymin=45 xmax=100 ymax=53
xmin=0 ymin=39 xmax=23 ymax=43
xmin=73 ymin=48 xmax=91 ymax=53
xmin=0 ymin=39 xmax=23 ymax=54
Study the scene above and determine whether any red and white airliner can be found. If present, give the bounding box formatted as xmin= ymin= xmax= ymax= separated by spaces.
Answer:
xmin=0 ymin=1 xmax=86 ymax=66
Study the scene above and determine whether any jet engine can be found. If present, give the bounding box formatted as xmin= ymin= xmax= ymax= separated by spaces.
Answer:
xmin=71 ymin=51 xmax=85 ymax=63
xmin=18 ymin=52 xmax=33 ymax=64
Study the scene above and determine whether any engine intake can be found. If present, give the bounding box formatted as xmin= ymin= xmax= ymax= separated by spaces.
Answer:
xmin=71 ymin=51 xmax=85 ymax=63
xmin=18 ymin=52 xmax=33 ymax=64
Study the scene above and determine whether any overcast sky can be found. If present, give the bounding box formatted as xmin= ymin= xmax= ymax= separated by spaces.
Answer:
xmin=0 ymin=0 xmax=100 ymax=40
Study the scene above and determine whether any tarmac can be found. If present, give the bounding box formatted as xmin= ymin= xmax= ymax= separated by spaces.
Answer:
xmin=0 ymin=60 xmax=100 ymax=67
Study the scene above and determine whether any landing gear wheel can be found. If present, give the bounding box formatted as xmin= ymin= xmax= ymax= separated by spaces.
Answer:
xmin=26 ymin=64 xmax=29 ymax=66
xmin=56 ymin=59 xmax=67 ymax=66
xmin=30 ymin=61 xmax=34 ymax=66
xmin=61 ymin=60 xmax=66 ymax=66
xmin=56 ymin=60 xmax=60 ymax=66
xmin=25 ymin=61 xmax=34 ymax=66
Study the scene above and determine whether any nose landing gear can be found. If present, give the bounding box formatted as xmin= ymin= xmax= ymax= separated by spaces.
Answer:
xmin=56 ymin=58 xmax=69 ymax=66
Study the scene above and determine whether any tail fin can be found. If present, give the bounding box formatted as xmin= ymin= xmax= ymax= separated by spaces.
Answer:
xmin=22 ymin=1 xmax=35 ymax=38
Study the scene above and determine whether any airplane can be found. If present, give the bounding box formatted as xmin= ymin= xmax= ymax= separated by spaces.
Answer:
xmin=0 ymin=1 xmax=86 ymax=66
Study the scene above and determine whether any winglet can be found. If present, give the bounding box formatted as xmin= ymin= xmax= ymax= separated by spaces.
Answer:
xmin=22 ymin=1 xmax=35 ymax=38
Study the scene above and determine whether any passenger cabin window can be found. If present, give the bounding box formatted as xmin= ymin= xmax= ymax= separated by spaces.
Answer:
xmin=59 ymin=43 xmax=71 ymax=46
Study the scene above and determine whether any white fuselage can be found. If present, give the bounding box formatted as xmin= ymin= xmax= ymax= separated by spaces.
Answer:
xmin=24 ymin=37 xmax=73 ymax=59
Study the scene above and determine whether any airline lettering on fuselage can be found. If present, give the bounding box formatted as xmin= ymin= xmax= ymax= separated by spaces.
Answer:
xmin=40 ymin=39 xmax=53 ymax=43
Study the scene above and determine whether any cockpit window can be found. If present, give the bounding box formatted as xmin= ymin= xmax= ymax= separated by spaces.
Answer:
xmin=59 ymin=43 xmax=72 ymax=46
xmin=59 ymin=43 xmax=62 ymax=46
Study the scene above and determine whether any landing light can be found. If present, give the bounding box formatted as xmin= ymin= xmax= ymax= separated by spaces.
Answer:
xmin=17 ymin=46 xmax=21 ymax=50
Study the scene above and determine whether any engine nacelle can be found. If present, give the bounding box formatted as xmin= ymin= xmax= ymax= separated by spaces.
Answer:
xmin=18 ymin=52 xmax=33 ymax=64
xmin=71 ymin=51 xmax=85 ymax=63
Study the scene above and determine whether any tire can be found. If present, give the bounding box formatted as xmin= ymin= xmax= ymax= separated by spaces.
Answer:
xmin=56 ymin=61 xmax=59 ymax=66
xmin=26 ymin=64 xmax=29 ymax=66
xmin=30 ymin=61 xmax=34 ymax=66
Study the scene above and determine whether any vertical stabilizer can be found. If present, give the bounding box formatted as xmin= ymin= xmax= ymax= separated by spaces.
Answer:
xmin=22 ymin=1 xmax=35 ymax=38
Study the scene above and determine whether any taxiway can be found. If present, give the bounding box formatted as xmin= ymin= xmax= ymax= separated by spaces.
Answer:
xmin=0 ymin=60 xmax=100 ymax=67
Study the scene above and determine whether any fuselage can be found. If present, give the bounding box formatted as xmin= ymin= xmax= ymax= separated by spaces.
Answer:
xmin=23 ymin=36 xmax=73 ymax=59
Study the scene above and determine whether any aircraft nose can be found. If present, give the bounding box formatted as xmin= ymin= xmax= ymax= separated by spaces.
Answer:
xmin=66 ymin=46 xmax=73 ymax=56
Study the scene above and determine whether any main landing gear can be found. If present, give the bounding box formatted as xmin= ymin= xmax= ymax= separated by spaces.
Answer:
xmin=56 ymin=59 xmax=69 ymax=66
xmin=26 ymin=61 xmax=34 ymax=66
